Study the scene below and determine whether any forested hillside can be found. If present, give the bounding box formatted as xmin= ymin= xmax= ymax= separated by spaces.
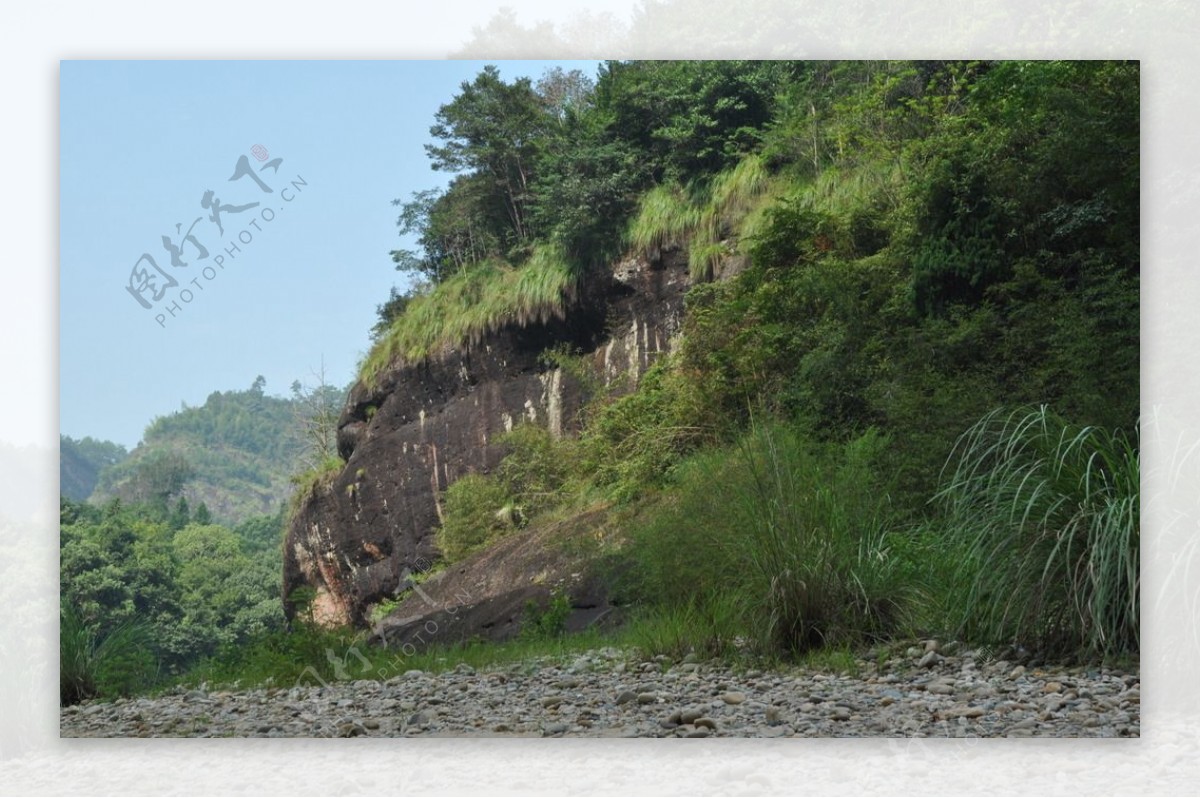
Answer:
xmin=59 ymin=435 xmax=127 ymax=502
xmin=59 ymin=494 xmax=287 ymax=703
xmin=362 ymin=59 xmax=1138 ymax=660
xmin=62 ymin=60 xmax=1139 ymax=707
xmin=90 ymin=376 xmax=345 ymax=524
xmin=60 ymin=375 xmax=346 ymax=702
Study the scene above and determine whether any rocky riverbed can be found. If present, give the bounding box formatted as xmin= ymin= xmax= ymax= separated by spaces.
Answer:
xmin=60 ymin=643 xmax=1139 ymax=738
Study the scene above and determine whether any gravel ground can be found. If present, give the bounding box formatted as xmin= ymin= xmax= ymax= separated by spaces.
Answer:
xmin=60 ymin=643 xmax=1139 ymax=738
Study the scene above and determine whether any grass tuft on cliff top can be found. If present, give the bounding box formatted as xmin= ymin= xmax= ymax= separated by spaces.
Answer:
xmin=360 ymin=241 xmax=579 ymax=386
xmin=626 ymin=154 xmax=780 ymax=281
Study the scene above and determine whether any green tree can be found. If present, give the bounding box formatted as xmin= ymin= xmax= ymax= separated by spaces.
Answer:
xmin=289 ymin=363 xmax=345 ymax=472
xmin=60 ymin=506 xmax=180 ymax=642
xmin=593 ymin=60 xmax=786 ymax=184
xmin=170 ymin=524 xmax=281 ymax=660
xmin=535 ymin=66 xmax=595 ymax=123
xmin=391 ymin=175 xmax=503 ymax=282
xmin=168 ymin=496 xmax=191 ymax=530
xmin=425 ymin=64 xmax=553 ymax=249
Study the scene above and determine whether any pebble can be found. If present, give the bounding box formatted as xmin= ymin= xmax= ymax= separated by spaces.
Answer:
xmin=59 ymin=644 xmax=1138 ymax=739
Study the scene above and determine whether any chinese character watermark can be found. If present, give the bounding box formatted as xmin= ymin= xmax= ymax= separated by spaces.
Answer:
xmin=123 ymin=144 xmax=307 ymax=328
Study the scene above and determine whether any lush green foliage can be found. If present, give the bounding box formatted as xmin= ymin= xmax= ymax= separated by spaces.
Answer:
xmin=140 ymin=380 xmax=298 ymax=462
xmin=433 ymin=422 xmax=589 ymax=564
xmin=626 ymin=154 xmax=779 ymax=279
xmin=435 ymin=474 xmax=514 ymax=563
xmin=65 ymin=61 xmax=1140 ymax=702
xmin=403 ymin=60 xmax=1139 ymax=664
xmin=521 ymin=591 xmax=573 ymax=640
xmin=936 ymin=406 xmax=1139 ymax=659
xmin=493 ymin=423 xmax=579 ymax=519
xmin=624 ymin=423 xmax=913 ymax=657
xmin=577 ymin=357 xmax=718 ymax=502
xmin=370 ymin=60 xmax=794 ymax=367
xmin=60 ymin=601 xmax=158 ymax=704
xmin=59 ymin=496 xmax=285 ymax=701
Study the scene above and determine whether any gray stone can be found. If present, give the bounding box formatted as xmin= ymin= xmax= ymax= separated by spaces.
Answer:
xmin=58 ymin=642 xmax=1138 ymax=740
xmin=337 ymin=721 xmax=368 ymax=737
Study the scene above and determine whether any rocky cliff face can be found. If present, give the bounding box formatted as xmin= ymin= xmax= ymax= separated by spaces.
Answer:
xmin=283 ymin=251 xmax=691 ymax=627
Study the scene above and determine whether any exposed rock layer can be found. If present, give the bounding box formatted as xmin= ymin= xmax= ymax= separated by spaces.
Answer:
xmin=283 ymin=252 xmax=690 ymax=627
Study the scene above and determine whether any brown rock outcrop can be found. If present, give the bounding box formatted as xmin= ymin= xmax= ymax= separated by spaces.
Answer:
xmin=283 ymin=251 xmax=690 ymax=627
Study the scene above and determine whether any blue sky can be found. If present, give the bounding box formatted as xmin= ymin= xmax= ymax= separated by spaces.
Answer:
xmin=60 ymin=60 xmax=601 ymax=448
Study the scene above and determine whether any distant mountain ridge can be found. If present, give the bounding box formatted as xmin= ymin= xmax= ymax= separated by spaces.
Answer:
xmin=60 ymin=435 xmax=128 ymax=502
xmin=83 ymin=378 xmax=344 ymax=525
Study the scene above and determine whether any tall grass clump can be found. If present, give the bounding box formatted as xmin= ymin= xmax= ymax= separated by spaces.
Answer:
xmin=61 ymin=602 xmax=159 ymax=705
xmin=796 ymin=159 xmax=905 ymax=219
xmin=361 ymin=242 xmax=578 ymax=385
xmin=627 ymin=421 xmax=911 ymax=658
xmin=936 ymin=405 xmax=1139 ymax=660
xmin=627 ymin=183 xmax=704 ymax=254
xmin=709 ymin=153 xmax=772 ymax=219
xmin=628 ymin=155 xmax=782 ymax=281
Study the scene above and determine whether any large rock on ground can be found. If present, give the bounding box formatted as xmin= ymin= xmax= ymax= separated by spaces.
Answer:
xmin=283 ymin=252 xmax=690 ymax=627
xmin=371 ymin=506 xmax=624 ymax=650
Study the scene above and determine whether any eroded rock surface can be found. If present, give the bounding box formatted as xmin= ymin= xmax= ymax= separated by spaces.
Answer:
xmin=283 ymin=253 xmax=689 ymax=627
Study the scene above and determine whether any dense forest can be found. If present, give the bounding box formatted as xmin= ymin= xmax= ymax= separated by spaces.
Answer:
xmin=60 ymin=375 xmax=346 ymax=702
xmin=62 ymin=60 xmax=1139 ymax=703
